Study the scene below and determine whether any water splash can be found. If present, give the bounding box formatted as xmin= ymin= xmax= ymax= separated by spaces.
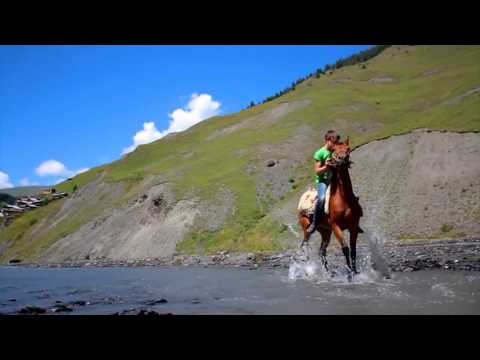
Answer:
xmin=287 ymin=223 xmax=301 ymax=239
xmin=359 ymin=192 xmax=392 ymax=279
xmin=288 ymin=260 xmax=319 ymax=281
xmin=287 ymin=254 xmax=384 ymax=284
xmin=431 ymin=283 xmax=456 ymax=298
xmin=362 ymin=227 xmax=392 ymax=279
xmin=287 ymin=227 xmax=390 ymax=284
xmin=286 ymin=199 xmax=392 ymax=283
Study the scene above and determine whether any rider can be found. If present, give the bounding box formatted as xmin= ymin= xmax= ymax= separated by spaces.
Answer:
xmin=306 ymin=130 xmax=339 ymax=236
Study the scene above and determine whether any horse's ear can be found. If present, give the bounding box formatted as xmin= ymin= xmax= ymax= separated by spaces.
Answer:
xmin=344 ymin=136 xmax=349 ymax=146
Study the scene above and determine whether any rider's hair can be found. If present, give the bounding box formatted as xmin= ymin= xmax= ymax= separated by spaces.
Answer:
xmin=324 ymin=130 xmax=340 ymax=142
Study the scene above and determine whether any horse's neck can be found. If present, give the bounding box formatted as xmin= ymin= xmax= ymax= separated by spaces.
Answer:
xmin=333 ymin=167 xmax=354 ymax=200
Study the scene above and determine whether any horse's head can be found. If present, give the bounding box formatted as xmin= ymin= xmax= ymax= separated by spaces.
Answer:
xmin=332 ymin=137 xmax=351 ymax=168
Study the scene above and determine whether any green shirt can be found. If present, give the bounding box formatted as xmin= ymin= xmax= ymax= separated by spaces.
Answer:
xmin=313 ymin=146 xmax=332 ymax=184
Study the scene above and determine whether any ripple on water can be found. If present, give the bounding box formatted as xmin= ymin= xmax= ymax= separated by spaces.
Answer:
xmin=431 ymin=283 xmax=456 ymax=298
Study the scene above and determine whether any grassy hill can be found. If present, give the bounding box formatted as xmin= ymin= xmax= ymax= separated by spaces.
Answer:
xmin=0 ymin=186 xmax=49 ymax=198
xmin=1 ymin=45 xmax=479 ymax=262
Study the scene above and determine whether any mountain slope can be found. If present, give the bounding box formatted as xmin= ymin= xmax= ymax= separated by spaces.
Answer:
xmin=1 ymin=45 xmax=479 ymax=263
xmin=0 ymin=186 xmax=49 ymax=198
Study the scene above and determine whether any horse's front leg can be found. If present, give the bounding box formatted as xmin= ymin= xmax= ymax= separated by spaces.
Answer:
xmin=319 ymin=228 xmax=331 ymax=272
xmin=349 ymin=227 xmax=359 ymax=274
xmin=331 ymin=223 xmax=352 ymax=272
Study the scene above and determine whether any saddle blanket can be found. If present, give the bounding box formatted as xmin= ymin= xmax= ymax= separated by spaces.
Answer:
xmin=297 ymin=185 xmax=331 ymax=215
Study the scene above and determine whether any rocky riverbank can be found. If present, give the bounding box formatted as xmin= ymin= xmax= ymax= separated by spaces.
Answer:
xmin=8 ymin=238 xmax=480 ymax=273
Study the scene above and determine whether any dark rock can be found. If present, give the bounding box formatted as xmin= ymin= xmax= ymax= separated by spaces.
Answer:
xmin=144 ymin=298 xmax=168 ymax=305
xmin=50 ymin=304 xmax=73 ymax=313
xmin=17 ymin=305 xmax=46 ymax=315
xmin=9 ymin=259 xmax=21 ymax=264
xmin=70 ymin=300 xmax=87 ymax=306
xmin=8 ymin=298 xmax=16 ymax=302
xmin=112 ymin=308 xmax=173 ymax=316
xmin=266 ymin=160 xmax=276 ymax=167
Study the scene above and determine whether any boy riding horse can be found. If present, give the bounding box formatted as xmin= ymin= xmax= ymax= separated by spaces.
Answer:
xmin=305 ymin=130 xmax=362 ymax=242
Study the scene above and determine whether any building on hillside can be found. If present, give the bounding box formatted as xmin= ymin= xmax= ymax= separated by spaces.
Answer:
xmin=4 ymin=204 xmax=24 ymax=213
xmin=41 ymin=188 xmax=57 ymax=195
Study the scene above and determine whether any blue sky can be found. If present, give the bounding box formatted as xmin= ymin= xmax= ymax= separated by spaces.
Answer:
xmin=0 ymin=45 xmax=372 ymax=189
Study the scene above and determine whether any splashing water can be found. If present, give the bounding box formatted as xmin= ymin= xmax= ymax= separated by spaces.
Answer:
xmin=431 ymin=283 xmax=456 ymax=298
xmin=287 ymin=223 xmax=301 ymax=239
xmin=288 ymin=260 xmax=319 ymax=281
xmin=360 ymin=218 xmax=392 ymax=279
xmin=287 ymin=255 xmax=384 ymax=284
xmin=287 ymin=197 xmax=392 ymax=284
xmin=287 ymin=221 xmax=391 ymax=284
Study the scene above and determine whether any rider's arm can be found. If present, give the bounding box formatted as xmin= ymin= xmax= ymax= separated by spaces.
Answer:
xmin=314 ymin=160 xmax=331 ymax=176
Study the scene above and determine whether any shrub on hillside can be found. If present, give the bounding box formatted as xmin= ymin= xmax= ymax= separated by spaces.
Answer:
xmin=259 ymin=45 xmax=391 ymax=104
xmin=0 ymin=193 xmax=16 ymax=205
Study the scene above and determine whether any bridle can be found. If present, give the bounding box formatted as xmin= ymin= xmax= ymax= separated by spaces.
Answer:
xmin=331 ymin=148 xmax=352 ymax=169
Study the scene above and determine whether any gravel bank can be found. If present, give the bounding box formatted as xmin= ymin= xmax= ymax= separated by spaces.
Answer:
xmin=9 ymin=238 xmax=480 ymax=273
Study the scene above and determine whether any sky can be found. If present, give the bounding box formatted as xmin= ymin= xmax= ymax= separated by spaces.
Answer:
xmin=0 ymin=45 xmax=372 ymax=189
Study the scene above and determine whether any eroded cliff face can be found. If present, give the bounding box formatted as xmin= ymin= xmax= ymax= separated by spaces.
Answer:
xmin=350 ymin=130 xmax=480 ymax=241
xmin=272 ymin=130 xmax=480 ymax=245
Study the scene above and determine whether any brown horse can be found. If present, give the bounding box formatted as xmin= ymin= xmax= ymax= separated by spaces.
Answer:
xmin=298 ymin=137 xmax=363 ymax=274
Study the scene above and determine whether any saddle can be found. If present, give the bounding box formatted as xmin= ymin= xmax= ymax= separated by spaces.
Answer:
xmin=297 ymin=186 xmax=364 ymax=233
xmin=297 ymin=186 xmax=331 ymax=215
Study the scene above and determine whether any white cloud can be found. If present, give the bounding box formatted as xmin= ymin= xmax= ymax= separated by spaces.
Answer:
xmin=74 ymin=168 xmax=90 ymax=176
xmin=122 ymin=122 xmax=162 ymax=155
xmin=36 ymin=160 xmax=90 ymax=178
xmin=36 ymin=160 xmax=72 ymax=177
xmin=19 ymin=177 xmax=40 ymax=186
xmin=122 ymin=93 xmax=221 ymax=155
xmin=166 ymin=93 xmax=221 ymax=134
xmin=0 ymin=171 xmax=13 ymax=189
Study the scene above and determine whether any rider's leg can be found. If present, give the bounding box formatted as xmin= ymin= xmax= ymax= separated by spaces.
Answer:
xmin=307 ymin=181 xmax=327 ymax=234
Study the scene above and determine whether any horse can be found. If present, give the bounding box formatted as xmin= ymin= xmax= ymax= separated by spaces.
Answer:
xmin=297 ymin=137 xmax=363 ymax=274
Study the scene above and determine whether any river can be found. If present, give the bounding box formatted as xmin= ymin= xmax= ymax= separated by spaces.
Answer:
xmin=1 ymin=264 xmax=479 ymax=315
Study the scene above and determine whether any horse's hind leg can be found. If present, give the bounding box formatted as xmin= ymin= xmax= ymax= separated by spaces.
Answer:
xmin=331 ymin=223 xmax=352 ymax=272
xmin=319 ymin=228 xmax=331 ymax=272
xmin=298 ymin=215 xmax=311 ymax=249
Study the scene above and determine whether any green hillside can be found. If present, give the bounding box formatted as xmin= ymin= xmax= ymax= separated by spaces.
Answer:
xmin=1 ymin=45 xmax=479 ymax=261
xmin=0 ymin=186 xmax=49 ymax=198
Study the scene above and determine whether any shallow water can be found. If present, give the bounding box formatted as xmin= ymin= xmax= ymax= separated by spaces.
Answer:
xmin=1 ymin=265 xmax=479 ymax=314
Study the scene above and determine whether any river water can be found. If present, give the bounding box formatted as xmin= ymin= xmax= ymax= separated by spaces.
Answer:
xmin=1 ymin=264 xmax=479 ymax=315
